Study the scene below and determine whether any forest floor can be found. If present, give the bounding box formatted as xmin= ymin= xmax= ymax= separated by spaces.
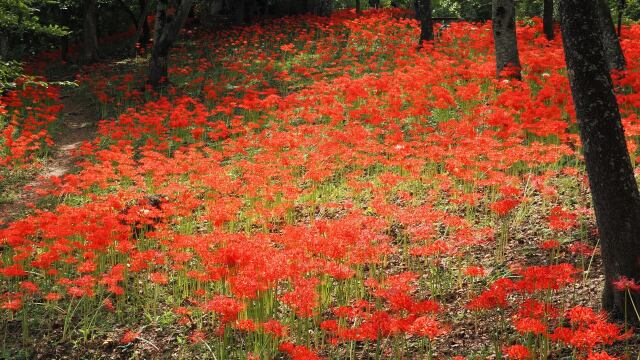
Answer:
xmin=0 ymin=86 xmax=98 ymax=225
xmin=2 ymin=8 xmax=640 ymax=360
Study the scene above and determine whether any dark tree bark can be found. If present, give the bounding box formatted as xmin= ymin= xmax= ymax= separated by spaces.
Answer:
xmin=311 ymin=0 xmax=332 ymax=17
xmin=82 ymin=0 xmax=100 ymax=63
xmin=0 ymin=31 xmax=8 ymax=60
xmin=140 ymin=0 xmax=152 ymax=47
xmin=60 ymin=36 xmax=71 ymax=63
xmin=492 ymin=0 xmax=521 ymax=79
xmin=356 ymin=0 xmax=362 ymax=15
xmin=618 ymin=0 xmax=625 ymax=37
xmin=116 ymin=0 xmax=139 ymax=27
xmin=416 ymin=0 xmax=434 ymax=44
xmin=559 ymin=0 xmax=640 ymax=324
xmin=543 ymin=0 xmax=554 ymax=40
xmin=245 ymin=0 xmax=258 ymax=23
xmin=135 ymin=0 xmax=153 ymax=51
xmin=56 ymin=6 xmax=73 ymax=63
xmin=596 ymin=0 xmax=626 ymax=71
xmin=148 ymin=0 xmax=195 ymax=88
xmin=369 ymin=0 xmax=380 ymax=8
xmin=262 ymin=0 xmax=270 ymax=17
xmin=199 ymin=0 xmax=225 ymax=27
xmin=232 ymin=0 xmax=246 ymax=25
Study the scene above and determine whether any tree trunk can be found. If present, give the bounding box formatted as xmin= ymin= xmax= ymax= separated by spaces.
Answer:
xmin=311 ymin=0 xmax=332 ymax=17
xmin=416 ymin=0 xmax=434 ymax=44
xmin=149 ymin=47 xmax=169 ymax=87
xmin=138 ymin=0 xmax=152 ymax=48
xmin=82 ymin=0 xmax=100 ymax=63
xmin=543 ymin=0 xmax=554 ymax=40
xmin=369 ymin=0 xmax=380 ymax=8
xmin=148 ymin=0 xmax=195 ymax=88
xmin=232 ymin=0 xmax=246 ymax=25
xmin=559 ymin=0 xmax=640 ymax=324
xmin=60 ymin=36 xmax=71 ymax=63
xmin=0 ymin=31 xmax=8 ymax=60
xmin=116 ymin=0 xmax=139 ymax=28
xmin=246 ymin=0 xmax=258 ymax=23
xmin=356 ymin=0 xmax=362 ymax=15
xmin=617 ymin=0 xmax=625 ymax=38
xmin=596 ymin=0 xmax=626 ymax=71
xmin=130 ymin=0 xmax=153 ymax=54
xmin=492 ymin=0 xmax=521 ymax=79
xmin=142 ymin=14 xmax=151 ymax=47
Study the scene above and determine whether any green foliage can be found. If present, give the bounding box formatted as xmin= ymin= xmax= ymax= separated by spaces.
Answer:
xmin=625 ymin=0 xmax=640 ymax=20
xmin=436 ymin=0 xmax=491 ymax=20
xmin=516 ymin=0 xmax=543 ymax=18
xmin=0 ymin=60 xmax=23 ymax=87
xmin=0 ymin=0 xmax=68 ymax=37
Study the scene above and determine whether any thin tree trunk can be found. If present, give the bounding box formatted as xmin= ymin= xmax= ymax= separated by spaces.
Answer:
xmin=0 ymin=31 xmax=8 ymax=60
xmin=316 ymin=0 xmax=332 ymax=16
xmin=492 ymin=0 xmax=521 ymax=79
xmin=82 ymin=0 xmax=100 ymax=63
xmin=617 ymin=0 xmax=625 ymax=37
xmin=60 ymin=36 xmax=71 ymax=63
xmin=416 ymin=0 xmax=434 ymax=44
xmin=232 ymin=0 xmax=246 ymax=25
xmin=130 ymin=0 xmax=153 ymax=54
xmin=148 ymin=0 xmax=195 ymax=88
xmin=356 ymin=0 xmax=362 ymax=15
xmin=263 ymin=0 xmax=269 ymax=17
xmin=543 ymin=0 xmax=554 ymax=40
xmin=116 ymin=0 xmax=139 ymax=27
xmin=246 ymin=0 xmax=258 ymax=23
xmin=559 ymin=0 xmax=640 ymax=324
xmin=369 ymin=0 xmax=380 ymax=8
xmin=597 ymin=0 xmax=626 ymax=71
xmin=141 ymin=12 xmax=151 ymax=47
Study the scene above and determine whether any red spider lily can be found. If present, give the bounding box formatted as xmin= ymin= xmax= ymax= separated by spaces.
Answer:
xmin=202 ymin=295 xmax=246 ymax=323
xmin=1 ymin=298 xmax=22 ymax=311
xmin=44 ymin=293 xmax=62 ymax=301
xmin=586 ymin=351 xmax=620 ymax=360
xmin=502 ymin=344 xmax=531 ymax=359
xmin=513 ymin=263 xmax=579 ymax=293
xmin=233 ymin=319 xmax=257 ymax=332
xmin=120 ymin=330 xmax=140 ymax=344
xmin=4 ymin=9 xmax=640 ymax=359
xmin=539 ymin=239 xmax=561 ymax=250
xmin=149 ymin=272 xmax=169 ymax=285
xmin=467 ymin=279 xmax=514 ymax=311
xmin=189 ymin=330 xmax=206 ymax=344
xmin=278 ymin=342 xmax=321 ymax=360
xmin=568 ymin=242 xmax=597 ymax=256
xmin=612 ymin=276 xmax=640 ymax=292
xmin=547 ymin=206 xmax=578 ymax=231
xmin=548 ymin=306 xmax=631 ymax=351
xmin=261 ymin=319 xmax=288 ymax=338
xmin=407 ymin=316 xmax=448 ymax=339
xmin=490 ymin=198 xmax=521 ymax=217
xmin=280 ymin=277 xmax=320 ymax=318
xmin=513 ymin=316 xmax=547 ymax=336
xmin=103 ymin=298 xmax=115 ymax=312
xmin=280 ymin=43 xmax=295 ymax=53
xmin=464 ymin=266 xmax=486 ymax=277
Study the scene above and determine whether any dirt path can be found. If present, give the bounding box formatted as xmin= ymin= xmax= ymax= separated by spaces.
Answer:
xmin=0 ymin=88 xmax=98 ymax=224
